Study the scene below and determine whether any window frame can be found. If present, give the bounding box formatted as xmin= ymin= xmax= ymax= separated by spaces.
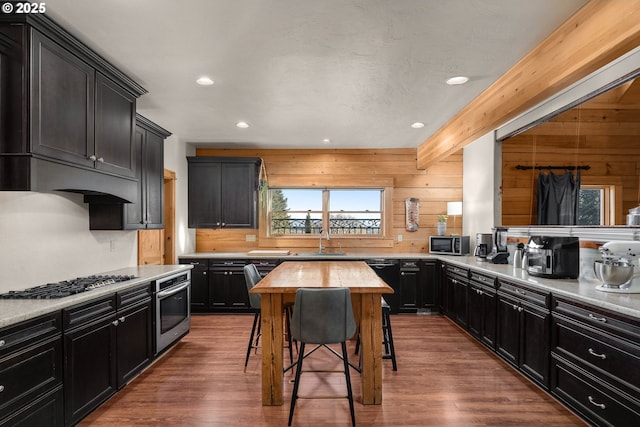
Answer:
xmin=267 ymin=187 xmax=385 ymax=238
xmin=579 ymin=184 xmax=615 ymax=226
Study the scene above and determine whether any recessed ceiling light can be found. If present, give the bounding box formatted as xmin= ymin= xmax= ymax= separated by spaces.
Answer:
xmin=236 ymin=121 xmax=249 ymax=128
xmin=446 ymin=76 xmax=469 ymax=85
xmin=411 ymin=122 xmax=425 ymax=129
xmin=323 ymin=138 xmax=331 ymax=144
xmin=196 ymin=76 xmax=214 ymax=86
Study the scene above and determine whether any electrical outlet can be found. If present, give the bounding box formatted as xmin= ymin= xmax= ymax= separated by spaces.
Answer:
xmin=109 ymin=240 xmax=116 ymax=252
xmin=246 ymin=234 xmax=257 ymax=242
xmin=397 ymin=234 xmax=403 ymax=243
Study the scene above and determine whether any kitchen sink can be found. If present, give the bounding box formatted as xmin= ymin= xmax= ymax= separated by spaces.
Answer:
xmin=295 ymin=252 xmax=347 ymax=256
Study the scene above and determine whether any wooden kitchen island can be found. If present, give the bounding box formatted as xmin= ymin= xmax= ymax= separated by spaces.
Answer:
xmin=249 ymin=260 xmax=394 ymax=405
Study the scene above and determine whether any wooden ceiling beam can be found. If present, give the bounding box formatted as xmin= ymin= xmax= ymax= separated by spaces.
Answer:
xmin=416 ymin=0 xmax=640 ymax=170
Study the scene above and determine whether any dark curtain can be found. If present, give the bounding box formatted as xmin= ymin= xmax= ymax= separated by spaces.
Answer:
xmin=537 ymin=170 xmax=580 ymax=225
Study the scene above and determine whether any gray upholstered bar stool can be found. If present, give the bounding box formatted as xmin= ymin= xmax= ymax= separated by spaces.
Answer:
xmin=288 ymin=287 xmax=356 ymax=427
xmin=243 ymin=264 xmax=294 ymax=372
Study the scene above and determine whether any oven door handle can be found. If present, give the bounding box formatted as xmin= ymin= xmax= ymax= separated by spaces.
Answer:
xmin=157 ymin=282 xmax=190 ymax=298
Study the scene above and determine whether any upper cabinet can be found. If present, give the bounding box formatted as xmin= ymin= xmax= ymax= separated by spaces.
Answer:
xmin=0 ymin=15 xmax=147 ymax=202
xmin=187 ymin=157 xmax=260 ymax=229
xmin=88 ymin=115 xmax=171 ymax=230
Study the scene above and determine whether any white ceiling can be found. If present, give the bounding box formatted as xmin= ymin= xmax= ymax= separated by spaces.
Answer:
xmin=45 ymin=0 xmax=588 ymax=149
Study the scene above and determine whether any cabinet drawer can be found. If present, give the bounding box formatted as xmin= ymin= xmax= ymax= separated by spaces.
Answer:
xmin=117 ymin=283 xmax=151 ymax=310
xmin=446 ymin=265 xmax=468 ymax=279
xmin=0 ymin=335 xmax=62 ymax=417
xmin=400 ymin=260 xmax=420 ymax=271
xmin=469 ymin=271 xmax=496 ymax=288
xmin=210 ymin=260 xmax=246 ymax=270
xmin=553 ymin=314 xmax=640 ymax=397
xmin=63 ymin=294 xmax=117 ymax=331
xmin=0 ymin=385 xmax=64 ymax=427
xmin=552 ymin=296 xmax=640 ymax=344
xmin=497 ymin=279 xmax=548 ymax=308
xmin=551 ymin=355 xmax=640 ymax=427
xmin=0 ymin=312 xmax=61 ymax=358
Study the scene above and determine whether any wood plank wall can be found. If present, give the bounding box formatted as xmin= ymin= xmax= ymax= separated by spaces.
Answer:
xmin=194 ymin=148 xmax=462 ymax=254
xmin=416 ymin=0 xmax=640 ymax=169
xmin=501 ymin=104 xmax=640 ymax=226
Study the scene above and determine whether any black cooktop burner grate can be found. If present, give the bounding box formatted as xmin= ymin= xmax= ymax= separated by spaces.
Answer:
xmin=0 ymin=274 xmax=136 ymax=299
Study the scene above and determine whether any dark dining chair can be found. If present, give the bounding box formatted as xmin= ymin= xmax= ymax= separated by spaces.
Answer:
xmin=288 ymin=287 xmax=356 ymax=427
xmin=243 ymin=263 xmax=294 ymax=372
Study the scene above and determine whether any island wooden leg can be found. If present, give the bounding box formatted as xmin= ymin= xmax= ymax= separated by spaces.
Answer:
xmin=260 ymin=293 xmax=284 ymax=405
xmin=359 ymin=292 xmax=383 ymax=404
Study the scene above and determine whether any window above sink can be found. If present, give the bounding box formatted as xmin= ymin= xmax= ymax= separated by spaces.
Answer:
xmin=268 ymin=188 xmax=384 ymax=237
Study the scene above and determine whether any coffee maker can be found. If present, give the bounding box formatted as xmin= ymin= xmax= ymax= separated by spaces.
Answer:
xmin=474 ymin=233 xmax=493 ymax=261
xmin=486 ymin=227 xmax=509 ymax=264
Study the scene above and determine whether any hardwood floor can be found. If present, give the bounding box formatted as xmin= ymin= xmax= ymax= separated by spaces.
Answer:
xmin=79 ymin=314 xmax=586 ymax=426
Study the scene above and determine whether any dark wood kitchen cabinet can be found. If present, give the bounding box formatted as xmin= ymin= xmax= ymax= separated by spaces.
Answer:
xmin=63 ymin=283 xmax=152 ymax=425
xmin=115 ymin=283 xmax=153 ymax=387
xmin=187 ymin=157 xmax=260 ymax=229
xmin=209 ymin=260 xmax=251 ymax=312
xmin=63 ymin=295 xmax=118 ymax=426
xmin=179 ymin=258 xmax=210 ymax=312
xmin=398 ymin=260 xmax=438 ymax=314
xmin=0 ymin=15 xmax=146 ymax=202
xmin=0 ymin=313 xmax=63 ymax=427
xmin=443 ymin=264 xmax=469 ymax=328
xmin=550 ymin=296 xmax=640 ymax=426
xmin=467 ymin=270 xmax=497 ymax=350
xmin=420 ymin=260 xmax=438 ymax=312
xmin=496 ymin=278 xmax=550 ymax=389
xmin=88 ymin=115 xmax=171 ymax=230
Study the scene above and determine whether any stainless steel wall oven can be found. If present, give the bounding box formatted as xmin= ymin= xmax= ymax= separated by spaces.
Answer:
xmin=154 ymin=271 xmax=191 ymax=354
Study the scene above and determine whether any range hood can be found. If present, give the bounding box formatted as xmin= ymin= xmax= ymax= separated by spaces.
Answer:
xmin=1 ymin=156 xmax=137 ymax=204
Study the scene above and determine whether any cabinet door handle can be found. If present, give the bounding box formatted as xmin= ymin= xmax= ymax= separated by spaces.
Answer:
xmin=588 ymin=313 xmax=607 ymax=323
xmin=588 ymin=348 xmax=606 ymax=360
xmin=518 ymin=307 xmax=524 ymax=312
xmin=0 ymin=339 xmax=5 ymax=347
xmin=203 ymin=271 xmax=207 ymax=275
xmin=97 ymin=157 xmax=105 ymax=163
xmin=515 ymin=288 xmax=526 ymax=296
xmin=221 ymin=222 xmax=226 ymax=227
xmin=512 ymin=304 xmax=519 ymax=311
xmin=0 ymin=385 xmax=4 ymax=392
xmin=588 ymin=396 xmax=606 ymax=410
xmin=401 ymin=272 xmax=405 ymax=276
xmin=119 ymin=316 xmax=126 ymax=323
xmin=112 ymin=320 xmax=119 ymax=326
xmin=89 ymin=154 xmax=97 ymax=161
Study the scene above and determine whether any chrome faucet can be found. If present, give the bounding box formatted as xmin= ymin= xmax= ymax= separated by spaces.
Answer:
xmin=319 ymin=228 xmax=330 ymax=253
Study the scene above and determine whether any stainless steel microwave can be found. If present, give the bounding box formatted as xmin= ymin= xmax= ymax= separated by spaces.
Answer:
xmin=429 ymin=235 xmax=470 ymax=255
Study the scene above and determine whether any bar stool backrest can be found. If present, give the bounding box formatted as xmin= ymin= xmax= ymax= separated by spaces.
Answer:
xmin=243 ymin=264 xmax=262 ymax=309
xmin=290 ymin=288 xmax=356 ymax=344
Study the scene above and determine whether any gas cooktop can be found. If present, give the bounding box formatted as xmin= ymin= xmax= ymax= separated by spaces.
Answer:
xmin=0 ymin=274 xmax=136 ymax=299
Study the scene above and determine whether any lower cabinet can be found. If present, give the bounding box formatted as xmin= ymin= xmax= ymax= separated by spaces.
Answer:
xmin=550 ymin=295 xmax=640 ymax=426
xmin=181 ymin=259 xmax=209 ymax=312
xmin=466 ymin=270 xmax=497 ymax=350
xmin=209 ymin=260 xmax=250 ymax=312
xmin=398 ymin=261 xmax=420 ymax=312
xmin=0 ymin=313 xmax=63 ymax=426
xmin=63 ymin=283 xmax=152 ymax=425
xmin=496 ymin=279 xmax=550 ymax=389
xmin=115 ymin=284 xmax=153 ymax=387
xmin=443 ymin=264 xmax=469 ymax=328
xmin=63 ymin=295 xmax=118 ymax=426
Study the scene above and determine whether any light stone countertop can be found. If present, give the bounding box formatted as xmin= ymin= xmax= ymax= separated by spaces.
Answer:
xmin=181 ymin=252 xmax=640 ymax=319
xmin=0 ymin=265 xmax=193 ymax=329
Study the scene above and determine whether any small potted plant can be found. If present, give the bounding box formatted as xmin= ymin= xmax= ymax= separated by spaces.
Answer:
xmin=437 ymin=214 xmax=448 ymax=236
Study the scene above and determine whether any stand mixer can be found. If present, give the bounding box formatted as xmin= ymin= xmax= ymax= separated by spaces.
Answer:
xmin=594 ymin=241 xmax=640 ymax=293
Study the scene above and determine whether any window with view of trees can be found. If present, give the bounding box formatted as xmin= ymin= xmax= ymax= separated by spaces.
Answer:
xmin=578 ymin=185 xmax=613 ymax=225
xmin=269 ymin=188 xmax=383 ymax=236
